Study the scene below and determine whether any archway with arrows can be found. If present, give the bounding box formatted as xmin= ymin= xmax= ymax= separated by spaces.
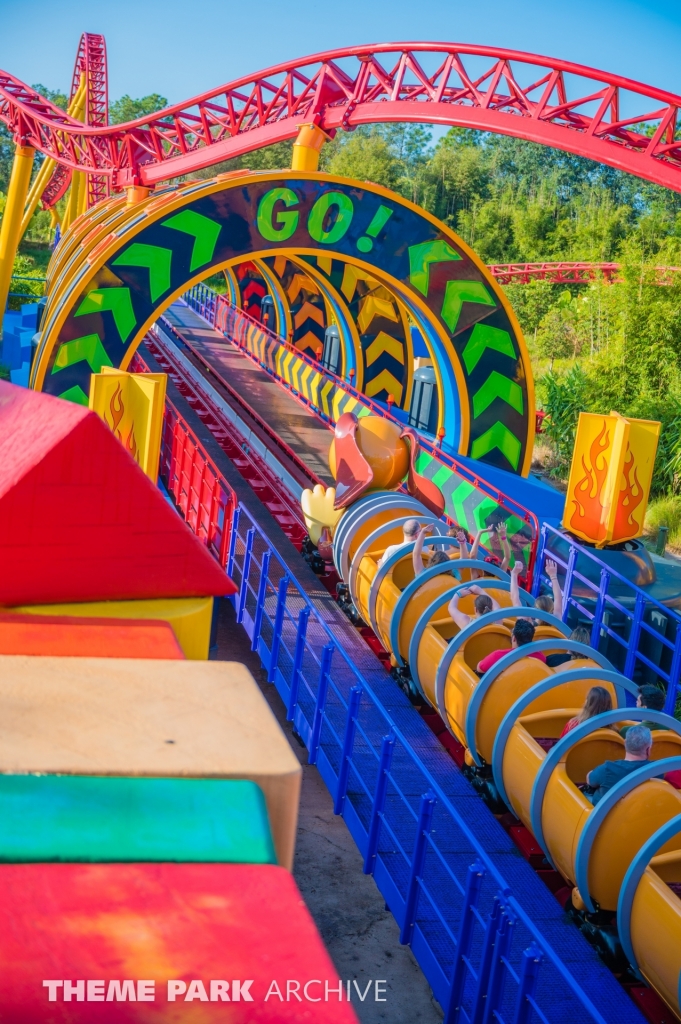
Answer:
xmin=31 ymin=170 xmax=534 ymax=475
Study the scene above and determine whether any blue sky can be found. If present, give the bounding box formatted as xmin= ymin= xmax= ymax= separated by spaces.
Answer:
xmin=0 ymin=0 xmax=679 ymax=109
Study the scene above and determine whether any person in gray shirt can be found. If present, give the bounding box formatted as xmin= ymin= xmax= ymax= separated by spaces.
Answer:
xmin=585 ymin=725 xmax=652 ymax=805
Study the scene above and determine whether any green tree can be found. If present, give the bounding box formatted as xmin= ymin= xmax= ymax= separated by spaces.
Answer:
xmin=32 ymin=85 xmax=68 ymax=111
xmin=536 ymin=293 xmax=579 ymax=367
xmin=323 ymin=130 xmax=401 ymax=191
xmin=109 ymin=94 xmax=168 ymax=124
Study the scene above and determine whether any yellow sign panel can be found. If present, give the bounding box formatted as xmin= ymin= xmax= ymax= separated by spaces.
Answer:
xmin=566 ymin=411 xmax=660 ymax=547
xmin=89 ymin=368 xmax=167 ymax=483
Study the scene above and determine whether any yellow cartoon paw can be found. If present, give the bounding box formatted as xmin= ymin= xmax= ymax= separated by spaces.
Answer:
xmin=301 ymin=485 xmax=343 ymax=545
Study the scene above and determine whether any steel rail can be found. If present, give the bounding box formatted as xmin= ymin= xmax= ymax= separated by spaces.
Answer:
xmin=2 ymin=43 xmax=681 ymax=191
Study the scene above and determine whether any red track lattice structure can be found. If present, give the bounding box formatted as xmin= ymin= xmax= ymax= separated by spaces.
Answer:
xmin=2 ymin=43 xmax=681 ymax=191
xmin=489 ymin=261 xmax=681 ymax=284
xmin=38 ymin=32 xmax=109 ymax=210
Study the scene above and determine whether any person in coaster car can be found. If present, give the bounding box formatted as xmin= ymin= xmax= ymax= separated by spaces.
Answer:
xmin=509 ymin=558 xmax=563 ymax=621
xmin=377 ymin=518 xmax=421 ymax=568
xmin=412 ymin=523 xmax=459 ymax=576
xmin=585 ymin=725 xmax=652 ymax=805
xmin=448 ymin=585 xmax=500 ymax=632
xmin=560 ymin=686 xmax=614 ymax=738
xmin=476 ymin=618 xmax=547 ymax=675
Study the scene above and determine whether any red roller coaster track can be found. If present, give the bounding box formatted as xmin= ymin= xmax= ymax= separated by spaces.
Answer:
xmin=38 ymin=33 xmax=108 ymax=210
xmin=489 ymin=262 xmax=681 ymax=284
xmin=2 ymin=43 xmax=681 ymax=192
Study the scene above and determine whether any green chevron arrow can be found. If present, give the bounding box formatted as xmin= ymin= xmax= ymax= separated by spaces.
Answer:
xmin=162 ymin=210 xmax=222 ymax=271
xmin=450 ymin=479 xmax=477 ymax=527
xmin=472 ymin=371 xmax=524 ymax=418
xmin=408 ymin=240 xmax=461 ymax=296
xmin=75 ymin=288 xmax=136 ymax=342
xmin=58 ymin=385 xmax=90 ymax=406
xmin=441 ymin=280 xmax=495 ymax=334
xmin=113 ymin=243 xmax=172 ymax=302
xmin=51 ymin=334 xmax=113 ymax=375
xmin=472 ymin=497 xmax=501 ymax=532
xmin=471 ymin=422 xmax=522 ymax=470
xmin=462 ymin=323 xmax=516 ymax=374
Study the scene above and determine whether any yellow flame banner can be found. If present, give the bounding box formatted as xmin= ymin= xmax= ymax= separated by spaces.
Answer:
xmin=566 ymin=411 xmax=660 ymax=547
xmin=88 ymin=368 xmax=167 ymax=483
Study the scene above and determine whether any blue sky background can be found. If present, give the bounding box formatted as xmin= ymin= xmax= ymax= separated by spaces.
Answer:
xmin=0 ymin=0 xmax=679 ymax=113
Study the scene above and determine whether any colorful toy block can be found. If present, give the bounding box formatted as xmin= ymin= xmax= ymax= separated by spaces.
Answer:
xmin=0 ymin=613 xmax=184 ymax=658
xmin=0 ymin=657 xmax=301 ymax=869
xmin=0 ymin=863 xmax=359 ymax=1022
xmin=0 ymin=775 xmax=275 ymax=864
xmin=0 ymin=381 xmax=234 ymax=605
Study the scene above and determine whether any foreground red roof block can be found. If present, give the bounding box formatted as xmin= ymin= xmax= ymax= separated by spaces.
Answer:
xmin=0 ymin=382 xmax=234 ymax=604
xmin=0 ymin=613 xmax=185 ymax=658
xmin=0 ymin=862 xmax=360 ymax=1023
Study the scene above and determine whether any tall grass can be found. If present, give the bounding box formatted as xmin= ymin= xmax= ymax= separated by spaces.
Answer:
xmin=645 ymin=495 xmax=681 ymax=549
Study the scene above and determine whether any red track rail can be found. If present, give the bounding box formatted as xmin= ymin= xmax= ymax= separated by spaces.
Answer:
xmin=489 ymin=261 xmax=681 ymax=285
xmin=3 ymin=43 xmax=681 ymax=191
xmin=138 ymin=334 xmax=308 ymax=550
xmin=39 ymin=33 xmax=109 ymax=210
xmin=155 ymin=315 xmax=322 ymax=493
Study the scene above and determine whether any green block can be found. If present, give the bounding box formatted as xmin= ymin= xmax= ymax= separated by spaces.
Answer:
xmin=0 ymin=776 xmax=276 ymax=865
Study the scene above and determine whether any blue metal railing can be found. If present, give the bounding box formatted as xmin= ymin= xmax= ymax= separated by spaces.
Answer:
xmin=533 ymin=523 xmax=681 ymax=712
xmin=224 ymin=500 xmax=618 ymax=1024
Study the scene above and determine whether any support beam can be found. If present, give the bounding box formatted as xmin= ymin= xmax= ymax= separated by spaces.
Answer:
xmin=0 ymin=144 xmax=35 ymax=327
xmin=291 ymin=124 xmax=328 ymax=172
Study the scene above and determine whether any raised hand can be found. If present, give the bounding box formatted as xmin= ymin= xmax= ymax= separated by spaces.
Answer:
xmin=546 ymin=558 xmax=559 ymax=580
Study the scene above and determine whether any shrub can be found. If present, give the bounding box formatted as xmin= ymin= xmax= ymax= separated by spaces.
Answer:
xmin=538 ymin=366 xmax=588 ymax=473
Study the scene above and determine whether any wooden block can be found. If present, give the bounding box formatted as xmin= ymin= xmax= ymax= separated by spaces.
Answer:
xmin=0 ymin=613 xmax=184 ymax=659
xmin=0 ymin=657 xmax=301 ymax=870
xmin=0 ymin=863 xmax=359 ymax=1022
xmin=0 ymin=776 xmax=275 ymax=864
xmin=8 ymin=596 xmax=213 ymax=659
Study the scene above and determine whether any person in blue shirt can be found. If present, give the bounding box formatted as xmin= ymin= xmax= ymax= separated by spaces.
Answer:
xmin=585 ymin=725 xmax=652 ymax=805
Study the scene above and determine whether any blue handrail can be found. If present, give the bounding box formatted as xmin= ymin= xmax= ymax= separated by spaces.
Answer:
xmin=222 ymin=499 xmax=619 ymax=1024
xmin=533 ymin=523 xmax=681 ymax=712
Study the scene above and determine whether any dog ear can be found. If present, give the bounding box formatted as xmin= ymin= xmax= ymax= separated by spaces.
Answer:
xmin=333 ymin=412 xmax=374 ymax=509
xmin=400 ymin=428 xmax=445 ymax=518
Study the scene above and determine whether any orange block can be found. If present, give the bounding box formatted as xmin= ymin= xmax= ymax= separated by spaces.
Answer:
xmin=566 ymin=411 xmax=660 ymax=547
xmin=0 ymin=614 xmax=184 ymax=659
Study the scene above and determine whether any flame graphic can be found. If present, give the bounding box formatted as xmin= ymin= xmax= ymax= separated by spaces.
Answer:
xmin=108 ymin=383 xmax=125 ymax=434
xmin=569 ymin=421 xmax=610 ymax=539
xmin=613 ymin=447 xmax=645 ymax=539
xmin=124 ymin=424 xmax=138 ymax=462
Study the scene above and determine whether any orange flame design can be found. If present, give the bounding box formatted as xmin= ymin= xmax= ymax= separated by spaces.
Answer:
xmin=612 ymin=446 xmax=645 ymax=539
xmin=124 ymin=424 xmax=138 ymax=463
xmin=108 ymin=383 xmax=125 ymax=435
xmin=569 ymin=421 xmax=610 ymax=539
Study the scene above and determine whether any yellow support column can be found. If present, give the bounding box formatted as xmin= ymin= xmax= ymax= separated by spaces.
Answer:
xmin=62 ymin=171 xmax=83 ymax=233
xmin=0 ymin=144 xmax=35 ymax=328
xmin=19 ymin=78 xmax=86 ymax=242
xmin=291 ymin=124 xmax=329 ymax=172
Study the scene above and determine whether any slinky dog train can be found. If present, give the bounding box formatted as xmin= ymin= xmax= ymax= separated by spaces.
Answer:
xmin=302 ymin=412 xmax=681 ymax=1020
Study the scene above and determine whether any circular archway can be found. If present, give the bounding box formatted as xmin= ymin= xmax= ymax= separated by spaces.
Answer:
xmin=33 ymin=170 xmax=534 ymax=475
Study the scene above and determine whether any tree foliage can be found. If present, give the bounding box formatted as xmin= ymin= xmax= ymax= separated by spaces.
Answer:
xmin=109 ymin=94 xmax=168 ymax=124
